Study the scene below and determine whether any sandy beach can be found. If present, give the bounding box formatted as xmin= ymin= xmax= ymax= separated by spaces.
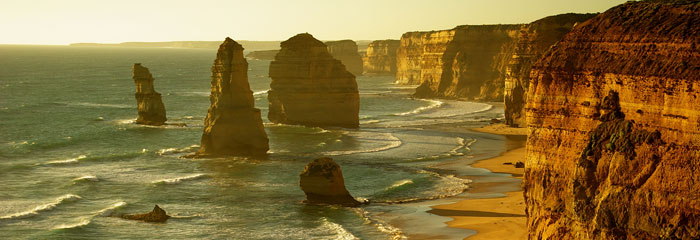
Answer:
xmin=430 ymin=123 xmax=528 ymax=240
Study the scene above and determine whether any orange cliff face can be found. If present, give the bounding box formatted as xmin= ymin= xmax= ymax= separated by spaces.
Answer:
xmin=362 ymin=40 xmax=399 ymax=75
xmin=325 ymin=40 xmax=363 ymax=76
xmin=268 ymin=33 xmax=360 ymax=128
xmin=524 ymin=1 xmax=700 ymax=239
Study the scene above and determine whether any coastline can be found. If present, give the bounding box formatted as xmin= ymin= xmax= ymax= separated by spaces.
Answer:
xmin=431 ymin=123 xmax=528 ymax=240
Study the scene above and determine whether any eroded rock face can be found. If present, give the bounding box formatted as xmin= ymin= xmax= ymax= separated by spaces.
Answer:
xmin=362 ymin=40 xmax=399 ymax=75
xmin=504 ymin=13 xmax=596 ymax=127
xmin=268 ymin=33 xmax=359 ymax=128
xmin=525 ymin=1 xmax=700 ymax=239
xmin=120 ymin=205 xmax=170 ymax=223
xmin=196 ymin=37 xmax=269 ymax=157
xmin=133 ymin=63 xmax=167 ymax=125
xmin=299 ymin=157 xmax=360 ymax=207
xmin=325 ymin=40 xmax=363 ymax=76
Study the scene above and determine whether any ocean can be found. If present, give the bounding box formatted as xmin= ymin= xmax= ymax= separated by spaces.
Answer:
xmin=0 ymin=45 xmax=512 ymax=239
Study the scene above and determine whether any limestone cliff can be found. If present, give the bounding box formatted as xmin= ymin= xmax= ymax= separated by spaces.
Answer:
xmin=132 ymin=63 xmax=167 ymax=125
xmin=362 ymin=40 xmax=399 ymax=75
xmin=299 ymin=157 xmax=360 ymax=206
xmin=268 ymin=33 xmax=359 ymax=128
xmin=397 ymin=25 xmax=521 ymax=100
xmin=245 ymin=50 xmax=279 ymax=60
xmin=524 ymin=1 xmax=700 ymax=239
xmin=504 ymin=13 xmax=596 ymax=127
xmin=196 ymin=37 xmax=269 ymax=157
xmin=325 ymin=40 xmax=363 ymax=76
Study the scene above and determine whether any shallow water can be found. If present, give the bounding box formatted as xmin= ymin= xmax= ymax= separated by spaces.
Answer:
xmin=0 ymin=45 xmax=506 ymax=239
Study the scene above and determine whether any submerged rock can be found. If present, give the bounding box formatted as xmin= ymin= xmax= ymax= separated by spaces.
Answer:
xmin=299 ymin=157 xmax=361 ymax=207
xmin=120 ymin=205 xmax=170 ymax=223
xmin=195 ymin=37 xmax=269 ymax=157
xmin=268 ymin=33 xmax=359 ymax=128
xmin=132 ymin=63 xmax=167 ymax=125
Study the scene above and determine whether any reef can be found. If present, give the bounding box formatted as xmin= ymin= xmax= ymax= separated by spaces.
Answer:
xmin=524 ymin=1 xmax=700 ymax=239
xmin=268 ymin=33 xmax=359 ymax=128
xmin=325 ymin=40 xmax=363 ymax=76
xmin=299 ymin=157 xmax=361 ymax=207
xmin=132 ymin=63 xmax=167 ymax=125
xmin=195 ymin=37 xmax=269 ymax=157
xmin=362 ymin=40 xmax=400 ymax=75
xmin=120 ymin=205 xmax=170 ymax=223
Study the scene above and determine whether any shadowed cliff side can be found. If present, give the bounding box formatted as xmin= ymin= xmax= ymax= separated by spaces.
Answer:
xmin=504 ymin=13 xmax=596 ymax=127
xmin=194 ymin=37 xmax=269 ymax=157
xmin=268 ymin=33 xmax=360 ymax=128
xmin=525 ymin=1 xmax=700 ymax=239
xmin=132 ymin=63 xmax=167 ymax=126
xmin=325 ymin=40 xmax=363 ymax=76
xmin=299 ymin=157 xmax=361 ymax=207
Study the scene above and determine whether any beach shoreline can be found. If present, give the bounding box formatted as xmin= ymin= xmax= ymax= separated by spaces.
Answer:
xmin=430 ymin=123 xmax=528 ymax=240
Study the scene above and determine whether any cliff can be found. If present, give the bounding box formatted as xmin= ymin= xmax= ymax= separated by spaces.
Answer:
xmin=325 ymin=40 xmax=363 ymax=76
xmin=299 ymin=157 xmax=361 ymax=206
xmin=504 ymin=13 xmax=596 ymax=127
xmin=132 ymin=63 xmax=167 ymax=125
xmin=268 ymin=33 xmax=360 ymax=128
xmin=245 ymin=50 xmax=279 ymax=60
xmin=397 ymin=25 xmax=521 ymax=100
xmin=195 ymin=37 xmax=269 ymax=157
xmin=524 ymin=1 xmax=700 ymax=239
xmin=362 ymin=40 xmax=399 ymax=75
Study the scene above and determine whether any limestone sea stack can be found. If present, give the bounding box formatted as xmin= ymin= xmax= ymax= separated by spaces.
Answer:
xmin=325 ymin=40 xmax=363 ymax=76
xmin=195 ymin=37 xmax=269 ymax=157
xmin=132 ymin=63 xmax=167 ymax=125
xmin=362 ymin=40 xmax=399 ymax=75
xmin=525 ymin=1 xmax=700 ymax=239
xmin=299 ymin=157 xmax=361 ymax=207
xmin=120 ymin=205 xmax=170 ymax=223
xmin=268 ymin=33 xmax=360 ymax=128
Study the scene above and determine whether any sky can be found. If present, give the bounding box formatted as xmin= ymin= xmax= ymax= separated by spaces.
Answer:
xmin=1 ymin=0 xmax=627 ymax=45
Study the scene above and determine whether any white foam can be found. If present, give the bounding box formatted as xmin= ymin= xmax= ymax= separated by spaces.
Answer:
xmin=0 ymin=194 xmax=82 ymax=220
xmin=73 ymin=175 xmax=99 ymax=182
xmin=387 ymin=179 xmax=414 ymax=190
xmin=253 ymin=89 xmax=269 ymax=96
xmin=152 ymin=174 xmax=208 ymax=185
xmin=320 ymin=132 xmax=402 ymax=156
xmin=157 ymin=145 xmax=199 ymax=155
xmin=393 ymin=99 xmax=443 ymax=116
xmin=352 ymin=209 xmax=406 ymax=240
xmin=95 ymin=201 xmax=127 ymax=217
xmin=44 ymin=155 xmax=87 ymax=165
xmin=53 ymin=219 xmax=91 ymax=230
xmin=320 ymin=218 xmax=359 ymax=240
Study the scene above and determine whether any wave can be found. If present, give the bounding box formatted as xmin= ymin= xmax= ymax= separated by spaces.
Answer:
xmin=320 ymin=132 xmax=402 ymax=156
xmin=152 ymin=173 xmax=208 ymax=185
xmin=0 ymin=194 xmax=82 ymax=220
xmin=320 ymin=218 xmax=359 ymax=240
xmin=386 ymin=179 xmax=414 ymax=191
xmin=44 ymin=155 xmax=87 ymax=165
xmin=95 ymin=201 xmax=127 ymax=217
xmin=157 ymin=144 xmax=199 ymax=155
xmin=253 ymin=89 xmax=269 ymax=96
xmin=352 ymin=209 xmax=406 ymax=240
xmin=53 ymin=201 xmax=127 ymax=230
xmin=53 ymin=219 xmax=91 ymax=230
xmin=393 ymin=99 xmax=443 ymax=116
xmin=73 ymin=175 xmax=99 ymax=183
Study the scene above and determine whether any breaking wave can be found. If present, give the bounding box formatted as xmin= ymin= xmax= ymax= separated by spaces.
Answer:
xmin=0 ymin=194 xmax=82 ymax=220
xmin=393 ymin=99 xmax=443 ymax=116
xmin=152 ymin=174 xmax=208 ymax=185
xmin=43 ymin=155 xmax=87 ymax=165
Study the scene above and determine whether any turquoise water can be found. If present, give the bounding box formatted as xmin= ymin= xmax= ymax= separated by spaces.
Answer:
xmin=0 ymin=45 xmax=506 ymax=239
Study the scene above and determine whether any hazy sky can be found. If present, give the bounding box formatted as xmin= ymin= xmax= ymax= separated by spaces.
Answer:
xmin=1 ymin=0 xmax=627 ymax=45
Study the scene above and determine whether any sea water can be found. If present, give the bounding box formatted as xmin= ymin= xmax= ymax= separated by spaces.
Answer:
xmin=0 ymin=45 xmax=508 ymax=239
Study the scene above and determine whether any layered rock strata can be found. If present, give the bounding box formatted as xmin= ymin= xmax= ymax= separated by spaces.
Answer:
xmin=299 ymin=157 xmax=361 ymax=207
xmin=504 ymin=14 xmax=596 ymax=127
xmin=132 ymin=63 xmax=167 ymax=125
xmin=325 ymin=40 xmax=363 ymax=76
xmin=196 ymin=37 xmax=269 ymax=157
xmin=524 ymin=1 xmax=700 ymax=239
xmin=362 ymin=40 xmax=399 ymax=75
xmin=120 ymin=205 xmax=170 ymax=223
xmin=245 ymin=50 xmax=279 ymax=60
xmin=268 ymin=33 xmax=359 ymax=128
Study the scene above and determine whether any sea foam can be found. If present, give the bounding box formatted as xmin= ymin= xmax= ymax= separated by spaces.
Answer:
xmin=0 ymin=194 xmax=82 ymax=220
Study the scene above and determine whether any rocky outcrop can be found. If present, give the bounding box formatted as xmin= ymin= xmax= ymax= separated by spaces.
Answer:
xmin=132 ymin=63 xmax=167 ymax=125
xmin=120 ymin=205 xmax=170 ymax=223
xmin=268 ymin=33 xmax=359 ymax=128
xmin=245 ymin=50 xmax=279 ymax=60
xmin=362 ymin=40 xmax=399 ymax=75
xmin=325 ymin=40 xmax=363 ymax=76
xmin=195 ymin=37 xmax=269 ymax=157
xmin=397 ymin=25 xmax=521 ymax=100
xmin=299 ymin=157 xmax=361 ymax=207
xmin=504 ymin=13 xmax=596 ymax=127
xmin=524 ymin=1 xmax=700 ymax=239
